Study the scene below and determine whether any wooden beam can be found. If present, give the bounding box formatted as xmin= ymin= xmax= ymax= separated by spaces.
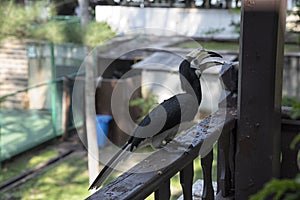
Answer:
xmin=62 ymin=76 xmax=71 ymax=140
xmin=85 ymin=51 xmax=100 ymax=192
xmin=236 ymin=0 xmax=286 ymax=198
xmin=87 ymin=107 xmax=237 ymax=200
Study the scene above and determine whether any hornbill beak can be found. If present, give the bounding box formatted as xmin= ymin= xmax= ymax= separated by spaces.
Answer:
xmin=186 ymin=48 xmax=224 ymax=77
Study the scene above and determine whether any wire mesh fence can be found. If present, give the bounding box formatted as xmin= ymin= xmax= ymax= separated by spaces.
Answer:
xmin=0 ymin=40 xmax=86 ymax=162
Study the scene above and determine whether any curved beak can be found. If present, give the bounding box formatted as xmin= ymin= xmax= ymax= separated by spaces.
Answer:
xmin=187 ymin=49 xmax=224 ymax=73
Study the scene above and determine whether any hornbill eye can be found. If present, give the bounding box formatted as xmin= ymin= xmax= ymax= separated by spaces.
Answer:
xmin=195 ymin=70 xmax=201 ymax=78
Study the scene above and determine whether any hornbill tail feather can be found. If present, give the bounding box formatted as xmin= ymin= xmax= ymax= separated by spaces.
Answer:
xmin=89 ymin=144 xmax=131 ymax=190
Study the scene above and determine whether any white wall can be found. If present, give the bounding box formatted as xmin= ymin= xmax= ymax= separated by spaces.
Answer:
xmin=96 ymin=6 xmax=240 ymax=39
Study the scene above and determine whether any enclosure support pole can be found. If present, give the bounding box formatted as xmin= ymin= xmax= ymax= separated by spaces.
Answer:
xmin=62 ymin=76 xmax=70 ymax=140
xmin=85 ymin=51 xmax=100 ymax=193
xmin=236 ymin=0 xmax=286 ymax=198
xmin=50 ymin=42 xmax=57 ymax=136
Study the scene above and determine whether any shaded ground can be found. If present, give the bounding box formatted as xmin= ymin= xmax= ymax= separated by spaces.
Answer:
xmin=0 ymin=109 xmax=55 ymax=162
xmin=1 ymin=152 xmax=89 ymax=200
xmin=0 ymin=133 xmax=87 ymax=200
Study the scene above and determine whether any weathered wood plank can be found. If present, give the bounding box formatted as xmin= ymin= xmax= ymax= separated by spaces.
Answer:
xmin=201 ymin=150 xmax=214 ymax=200
xmin=180 ymin=162 xmax=194 ymax=200
xmin=154 ymin=179 xmax=171 ymax=200
xmin=87 ymin=106 xmax=237 ymax=200
xmin=236 ymin=0 xmax=286 ymax=198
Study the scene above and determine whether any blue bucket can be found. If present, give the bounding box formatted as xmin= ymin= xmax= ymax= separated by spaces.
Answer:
xmin=95 ymin=115 xmax=112 ymax=148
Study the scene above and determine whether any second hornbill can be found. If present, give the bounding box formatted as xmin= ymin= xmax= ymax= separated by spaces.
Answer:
xmin=89 ymin=48 xmax=223 ymax=190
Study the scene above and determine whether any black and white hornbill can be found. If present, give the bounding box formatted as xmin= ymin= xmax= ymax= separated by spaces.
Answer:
xmin=89 ymin=48 xmax=223 ymax=190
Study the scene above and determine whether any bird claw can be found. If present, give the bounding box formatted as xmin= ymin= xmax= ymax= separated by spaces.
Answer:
xmin=162 ymin=140 xmax=190 ymax=154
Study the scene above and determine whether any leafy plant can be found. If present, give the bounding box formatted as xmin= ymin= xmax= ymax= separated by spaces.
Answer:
xmin=290 ymin=133 xmax=300 ymax=150
xmin=0 ymin=1 xmax=43 ymax=40
xmin=291 ymin=103 xmax=300 ymax=120
xmin=83 ymin=21 xmax=115 ymax=48
xmin=250 ymin=176 xmax=300 ymax=200
xmin=31 ymin=19 xmax=83 ymax=44
xmin=230 ymin=20 xmax=240 ymax=34
xmin=0 ymin=1 xmax=114 ymax=46
xmin=282 ymin=96 xmax=300 ymax=120
xmin=32 ymin=21 xmax=70 ymax=43
xmin=203 ymin=27 xmax=225 ymax=36
xmin=250 ymin=134 xmax=300 ymax=200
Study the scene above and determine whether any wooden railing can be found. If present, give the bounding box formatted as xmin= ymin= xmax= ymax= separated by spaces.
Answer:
xmin=87 ymin=62 xmax=238 ymax=200
xmin=87 ymin=59 xmax=300 ymax=199
xmin=281 ymin=117 xmax=300 ymax=179
xmin=87 ymin=106 xmax=237 ymax=200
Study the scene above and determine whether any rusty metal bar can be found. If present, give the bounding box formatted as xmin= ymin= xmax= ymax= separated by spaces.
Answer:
xmin=236 ymin=0 xmax=286 ymax=198
xmin=180 ymin=162 xmax=194 ymax=200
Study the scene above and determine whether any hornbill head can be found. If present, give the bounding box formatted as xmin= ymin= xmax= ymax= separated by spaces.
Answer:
xmin=179 ymin=48 xmax=223 ymax=104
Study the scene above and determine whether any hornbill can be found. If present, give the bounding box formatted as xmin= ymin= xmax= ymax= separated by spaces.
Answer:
xmin=89 ymin=48 xmax=223 ymax=190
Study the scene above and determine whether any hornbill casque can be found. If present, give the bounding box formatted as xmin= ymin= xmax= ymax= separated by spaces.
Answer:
xmin=89 ymin=48 xmax=223 ymax=190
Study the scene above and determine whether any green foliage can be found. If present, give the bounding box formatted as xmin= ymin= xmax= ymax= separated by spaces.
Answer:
xmin=0 ymin=1 xmax=115 ymax=46
xmin=130 ymin=94 xmax=159 ymax=122
xmin=230 ymin=20 xmax=240 ymax=34
xmin=290 ymin=133 xmax=300 ymax=150
xmin=250 ymin=176 xmax=300 ymax=200
xmin=282 ymin=96 xmax=300 ymax=107
xmin=251 ymin=133 xmax=300 ymax=200
xmin=0 ymin=1 xmax=42 ymax=40
xmin=83 ymin=21 xmax=115 ymax=48
xmin=203 ymin=27 xmax=225 ymax=36
xmin=32 ymin=20 xmax=115 ymax=46
xmin=32 ymin=21 xmax=70 ymax=43
xmin=32 ymin=20 xmax=84 ymax=44
xmin=291 ymin=104 xmax=300 ymax=120
xmin=282 ymin=96 xmax=300 ymax=119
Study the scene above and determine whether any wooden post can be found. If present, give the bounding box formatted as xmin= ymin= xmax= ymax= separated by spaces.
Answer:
xmin=78 ymin=0 xmax=90 ymax=28
xmin=201 ymin=150 xmax=214 ymax=200
xmin=62 ymin=76 xmax=70 ymax=140
xmin=85 ymin=51 xmax=100 ymax=193
xmin=236 ymin=0 xmax=286 ymax=198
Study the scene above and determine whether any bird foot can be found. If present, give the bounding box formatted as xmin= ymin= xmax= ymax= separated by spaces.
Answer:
xmin=162 ymin=140 xmax=190 ymax=154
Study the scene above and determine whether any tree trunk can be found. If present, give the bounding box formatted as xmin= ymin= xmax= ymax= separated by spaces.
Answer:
xmin=62 ymin=76 xmax=70 ymax=140
xmin=84 ymin=51 xmax=100 ymax=193
xmin=226 ymin=0 xmax=232 ymax=9
xmin=202 ymin=0 xmax=211 ymax=8
xmin=78 ymin=0 xmax=90 ymax=28
xmin=77 ymin=0 xmax=100 ymax=193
